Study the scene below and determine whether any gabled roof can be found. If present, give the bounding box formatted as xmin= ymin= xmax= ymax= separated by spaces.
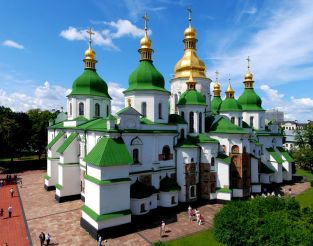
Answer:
xmin=208 ymin=116 xmax=248 ymax=134
xmin=175 ymin=134 xmax=218 ymax=148
xmin=116 ymin=106 xmax=141 ymax=116
xmin=276 ymin=147 xmax=294 ymax=162
xmin=105 ymin=114 xmax=117 ymax=121
xmin=56 ymin=132 xmax=78 ymax=154
xmin=76 ymin=118 xmax=108 ymax=131
xmin=84 ymin=137 xmax=132 ymax=166
xmin=189 ymin=134 xmax=219 ymax=144
xmin=47 ymin=131 xmax=64 ymax=149
xmin=266 ymin=147 xmax=283 ymax=164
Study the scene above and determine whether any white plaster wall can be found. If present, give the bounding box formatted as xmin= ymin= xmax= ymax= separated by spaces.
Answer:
xmin=46 ymin=159 xmax=59 ymax=187
xmin=209 ymin=134 xmax=244 ymax=155
xmin=159 ymin=191 xmax=178 ymax=207
xmin=283 ymin=162 xmax=292 ymax=181
xmin=216 ymin=192 xmax=231 ymax=201
xmin=242 ymin=111 xmax=265 ymax=130
xmin=232 ymin=189 xmax=243 ymax=197
xmin=250 ymin=157 xmax=259 ymax=183
xmin=150 ymin=194 xmax=158 ymax=209
xmin=177 ymin=105 xmax=206 ymax=134
xmin=130 ymin=198 xmax=150 ymax=215
xmin=216 ymin=161 xmax=229 ymax=189
xmin=87 ymin=165 xmax=130 ymax=180
xmin=85 ymin=179 xmax=100 ymax=213
xmin=219 ymin=112 xmax=243 ymax=127
xmin=252 ymin=184 xmax=261 ymax=193
xmin=58 ymin=164 xmax=81 ymax=197
xmin=61 ymin=137 xmax=79 ymax=164
xmin=260 ymin=174 xmax=271 ymax=184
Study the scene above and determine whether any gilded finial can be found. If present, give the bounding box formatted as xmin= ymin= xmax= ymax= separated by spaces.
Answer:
xmin=246 ymin=56 xmax=251 ymax=72
xmin=213 ymin=70 xmax=221 ymax=97
xmin=86 ymin=27 xmax=95 ymax=49
xmin=139 ymin=12 xmax=153 ymax=60
xmin=186 ymin=71 xmax=196 ymax=90
xmin=226 ymin=75 xmax=235 ymax=98
xmin=84 ymin=27 xmax=96 ymax=69
xmin=143 ymin=12 xmax=149 ymax=35
xmin=187 ymin=7 xmax=192 ymax=27
xmin=215 ymin=70 xmax=219 ymax=82
xmin=127 ymin=98 xmax=132 ymax=107
xmin=244 ymin=56 xmax=254 ymax=86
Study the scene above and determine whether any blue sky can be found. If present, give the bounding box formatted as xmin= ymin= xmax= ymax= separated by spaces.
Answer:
xmin=0 ymin=0 xmax=313 ymax=121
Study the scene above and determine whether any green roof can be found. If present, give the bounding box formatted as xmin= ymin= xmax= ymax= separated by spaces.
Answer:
xmin=211 ymin=96 xmax=222 ymax=115
xmin=219 ymin=98 xmax=242 ymax=112
xmin=74 ymin=116 xmax=88 ymax=121
xmin=130 ymin=179 xmax=158 ymax=199
xmin=216 ymin=187 xmax=232 ymax=193
xmin=116 ymin=106 xmax=141 ymax=116
xmin=81 ymin=205 xmax=130 ymax=222
xmin=189 ymin=134 xmax=219 ymax=144
xmin=266 ymin=147 xmax=283 ymax=164
xmin=260 ymin=162 xmax=275 ymax=174
xmin=84 ymin=175 xmax=130 ymax=185
xmin=56 ymin=132 xmax=78 ymax=154
xmin=168 ymin=114 xmax=187 ymax=124
xmin=175 ymin=138 xmax=198 ymax=148
xmin=209 ymin=117 xmax=248 ymax=134
xmin=125 ymin=60 xmax=168 ymax=93
xmin=47 ymin=131 xmax=64 ymax=149
xmin=176 ymin=134 xmax=218 ymax=148
xmin=106 ymin=114 xmax=117 ymax=120
xmin=276 ymin=147 xmax=294 ymax=162
xmin=177 ymin=89 xmax=206 ymax=106
xmin=237 ymin=88 xmax=264 ymax=111
xmin=217 ymin=153 xmax=231 ymax=164
xmin=84 ymin=137 xmax=132 ymax=166
xmin=76 ymin=118 xmax=108 ymax=131
xmin=68 ymin=68 xmax=111 ymax=98
xmin=159 ymin=176 xmax=181 ymax=192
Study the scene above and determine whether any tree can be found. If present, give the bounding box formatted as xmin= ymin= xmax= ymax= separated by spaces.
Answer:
xmin=294 ymin=122 xmax=313 ymax=172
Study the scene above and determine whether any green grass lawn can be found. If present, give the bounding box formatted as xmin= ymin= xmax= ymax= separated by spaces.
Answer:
xmin=162 ymin=229 xmax=223 ymax=246
xmin=295 ymin=168 xmax=313 ymax=180
xmin=296 ymin=187 xmax=313 ymax=208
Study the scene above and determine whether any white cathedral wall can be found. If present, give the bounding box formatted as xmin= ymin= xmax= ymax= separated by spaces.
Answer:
xmin=209 ymin=134 xmax=244 ymax=155
xmin=130 ymin=198 xmax=150 ymax=215
xmin=87 ymin=165 xmax=130 ymax=181
xmin=198 ymin=143 xmax=219 ymax=163
xmin=283 ymin=162 xmax=292 ymax=181
xmin=216 ymin=161 xmax=230 ymax=189
xmin=250 ymin=157 xmax=259 ymax=183
xmin=159 ymin=191 xmax=178 ymax=207
xmin=219 ymin=112 xmax=243 ymax=127
xmin=46 ymin=158 xmax=59 ymax=187
xmin=242 ymin=111 xmax=265 ymax=130
xmin=178 ymin=105 xmax=206 ymax=134
xmin=57 ymin=163 xmax=81 ymax=197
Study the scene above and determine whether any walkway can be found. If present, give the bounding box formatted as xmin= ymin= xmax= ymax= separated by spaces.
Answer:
xmin=0 ymin=182 xmax=29 ymax=245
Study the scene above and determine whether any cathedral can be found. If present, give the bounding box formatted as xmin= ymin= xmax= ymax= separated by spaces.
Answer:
xmin=44 ymin=12 xmax=294 ymax=237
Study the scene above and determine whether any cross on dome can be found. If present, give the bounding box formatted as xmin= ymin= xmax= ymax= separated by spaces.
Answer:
xmin=143 ymin=12 xmax=149 ymax=34
xmin=187 ymin=7 xmax=192 ymax=26
xmin=215 ymin=70 xmax=219 ymax=82
xmin=246 ymin=56 xmax=251 ymax=71
xmin=86 ymin=27 xmax=95 ymax=49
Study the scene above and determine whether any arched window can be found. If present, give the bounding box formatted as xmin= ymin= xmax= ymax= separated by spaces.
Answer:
xmin=174 ymin=94 xmax=178 ymax=113
xmin=231 ymin=117 xmax=235 ymax=124
xmin=189 ymin=112 xmax=194 ymax=133
xmin=181 ymin=111 xmax=184 ymax=119
xmin=133 ymin=148 xmax=139 ymax=164
xmin=231 ymin=145 xmax=240 ymax=153
xmin=140 ymin=203 xmax=146 ymax=213
xmin=106 ymin=105 xmax=109 ymax=117
xmin=79 ymin=102 xmax=84 ymax=116
xmin=180 ymin=128 xmax=185 ymax=139
xmin=211 ymin=157 xmax=215 ymax=167
xmin=141 ymin=102 xmax=147 ymax=117
xmin=238 ymin=117 xmax=241 ymax=126
xmin=95 ymin=103 xmax=100 ymax=117
xmin=250 ymin=116 xmax=254 ymax=127
xmin=171 ymin=196 xmax=176 ymax=204
xmin=190 ymin=186 xmax=196 ymax=198
xmin=199 ymin=112 xmax=202 ymax=133
xmin=243 ymin=146 xmax=247 ymax=153
xmin=158 ymin=103 xmax=162 ymax=119
xmin=162 ymin=145 xmax=171 ymax=160
xmin=69 ymin=103 xmax=72 ymax=116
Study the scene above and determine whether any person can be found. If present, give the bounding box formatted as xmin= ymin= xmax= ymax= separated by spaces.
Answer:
xmin=188 ymin=205 xmax=192 ymax=221
xmin=8 ymin=205 xmax=12 ymax=218
xmin=10 ymin=188 xmax=14 ymax=198
xmin=98 ymin=235 xmax=102 ymax=246
xmin=39 ymin=232 xmax=45 ymax=246
xmin=160 ymin=220 xmax=166 ymax=236
xmin=45 ymin=233 xmax=51 ymax=246
xmin=199 ymin=214 xmax=204 ymax=225
xmin=0 ymin=208 xmax=3 ymax=216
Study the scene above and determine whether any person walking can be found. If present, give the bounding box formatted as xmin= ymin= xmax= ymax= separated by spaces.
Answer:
xmin=98 ymin=235 xmax=102 ymax=246
xmin=10 ymin=188 xmax=14 ymax=197
xmin=160 ymin=220 xmax=166 ymax=237
xmin=8 ymin=205 xmax=12 ymax=218
xmin=45 ymin=233 xmax=51 ymax=246
xmin=0 ymin=208 xmax=4 ymax=216
xmin=39 ymin=232 xmax=45 ymax=246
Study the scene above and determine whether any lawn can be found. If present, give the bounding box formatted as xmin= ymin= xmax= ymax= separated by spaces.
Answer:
xmin=162 ymin=229 xmax=223 ymax=246
xmin=295 ymin=168 xmax=313 ymax=180
xmin=296 ymin=187 xmax=313 ymax=208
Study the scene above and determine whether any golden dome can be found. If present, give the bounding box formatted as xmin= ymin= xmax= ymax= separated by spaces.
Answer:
xmin=184 ymin=26 xmax=196 ymax=39
xmin=140 ymin=34 xmax=152 ymax=49
xmin=245 ymin=71 xmax=253 ymax=81
xmin=226 ymin=82 xmax=234 ymax=93
xmin=214 ymin=81 xmax=220 ymax=90
xmin=85 ymin=47 xmax=96 ymax=60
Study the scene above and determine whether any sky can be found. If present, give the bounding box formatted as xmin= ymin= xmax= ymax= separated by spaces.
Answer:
xmin=0 ymin=0 xmax=313 ymax=122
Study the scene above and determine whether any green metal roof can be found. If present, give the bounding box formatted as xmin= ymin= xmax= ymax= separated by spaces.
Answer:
xmin=168 ymin=114 xmax=187 ymax=124
xmin=211 ymin=96 xmax=222 ymax=115
xmin=177 ymin=89 xmax=206 ymax=106
xmin=266 ymin=147 xmax=283 ymax=164
xmin=237 ymin=88 xmax=264 ymax=111
xmin=130 ymin=179 xmax=158 ymax=199
xmin=216 ymin=153 xmax=231 ymax=164
xmin=175 ymin=138 xmax=198 ymax=148
xmin=84 ymin=137 xmax=132 ymax=166
xmin=76 ymin=118 xmax=108 ymax=131
xmin=216 ymin=187 xmax=232 ymax=193
xmin=68 ymin=68 xmax=111 ymax=98
xmin=125 ymin=60 xmax=168 ymax=93
xmin=175 ymin=134 xmax=218 ymax=148
xmin=47 ymin=131 xmax=64 ymax=149
xmin=105 ymin=114 xmax=117 ymax=120
xmin=189 ymin=134 xmax=219 ymax=144
xmin=276 ymin=147 xmax=294 ymax=162
xmin=219 ymin=98 xmax=242 ymax=112
xmin=159 ymin=176 xmax=181 ymax=192
xmin=56 ymin=132 xmax=78 ymax=154
xmin=209 ymin=117 xmax=248 ymax=134
xmin=81 ymin=205 xmax=130 ymax=222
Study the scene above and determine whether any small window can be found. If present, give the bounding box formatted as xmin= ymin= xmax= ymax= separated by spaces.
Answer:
xmin=158 ymin=103 xmax=162 ymax=119
xmin=189 ymin=185 xmax=196 ymax=199
xmin=133 ymin=148 xmax=139 ymax=164
xmin=69 ymin=103 xmax=72 ymax=116
xmin=211 ymin=157 xmax=215 ymax=167
xmin=250 ymin=116 xmax=254 ymax=127
xmin=141 ymin=102 xmax=147 ymax=117
xmin=238 ymin=117 xmax=241 ymax=126
xmin=231 ymin=145 xmax=240 ymax=153
xmin=231 ymin=117 xmax=235 ymax=124
xmin=95 ymin=103 xmax=100 ymax=117
xmin=106 ymin=105 xmax=109 ymax=117
xmin=181 ymin=111 xmax=185 ymax=119
xmin=199 ymin=112 xmax=202 ymax=133
xmin=189 ymin=112 xmax=194 ymax=133
xmin=191 ymin=158 xmax=194 ymax=163
xmin=180 ymin=128 xmax=185 ymax=139
xmin=171 ymin=196 xmax=176 ymax=204
xmin=79 ymin=102 xmax=84 ymax=116
xmin=162 ymin=145 xmax=171 ymax=160
xmin=140 ymin=203 xmax=146 ymax=213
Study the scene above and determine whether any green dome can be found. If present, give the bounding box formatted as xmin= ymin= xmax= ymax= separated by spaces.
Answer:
xmin=159 ymin=176 xmax=181 ymax=192
xmin=238 ymin=88 xmax=263 ymax=111
xmin=177 ymin=89 xmax=206 ymax=106
xmin=219 ymin=98 xmax=242 ymax=112
xmin=211 ymin=96 xmax=222 ymax=115
xmin=125 ymin=60 xmax=168 ymax=93
xmin=69 ymin=68 xmax=111 ymax=98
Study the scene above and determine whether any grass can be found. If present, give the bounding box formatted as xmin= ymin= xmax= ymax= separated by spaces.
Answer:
xmin=295 ymin=168 xmax=313 ymax=180
xmin=296 ymin=187 xmax=313 ymax=208
xmin=162 ymin=229 xmax=223 ymax=246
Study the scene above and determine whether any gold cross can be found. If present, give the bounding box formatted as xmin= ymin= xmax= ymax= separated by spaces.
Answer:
xmin=86 ymin=27 xmax=95 ymax=46
xmin=246 ymin=56 xmax=251 ymax=70
xmin=215 ymin=70 xmax=219 ymax=82
xmin=143 ymin=12 xmax=149 ymax=34
xmin=187 ymin=7 xmax=192 ymax=26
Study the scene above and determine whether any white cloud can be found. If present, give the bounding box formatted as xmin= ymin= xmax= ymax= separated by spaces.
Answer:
xmin=2 ymin=40 xmax=24 ymax=49
xmin=105 ymin=19 xmax=146 ymax=38
xmin=108 ymin=82 xmax=125 ymax=114
xmin=260 ymin=84 xmax=313 ymax=122
xmin=244 ymin=7 xmax=257 ymax=15
xmin=209 ymin=0 xmax=313 ymax=86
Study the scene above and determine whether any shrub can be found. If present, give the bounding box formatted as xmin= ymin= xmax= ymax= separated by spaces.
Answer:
xmin=310 ymin=180 xmax=313 ymax=187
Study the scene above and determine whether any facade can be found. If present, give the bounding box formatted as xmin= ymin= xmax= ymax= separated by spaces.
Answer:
xmin=45 ymin=16 xmax=294 ymax=238
xmin=281 ymin=120 xmax=307 ymax=150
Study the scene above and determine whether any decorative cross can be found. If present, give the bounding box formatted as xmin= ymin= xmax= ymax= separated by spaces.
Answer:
xmin=246 ymin=56 xmax=251 ymax=70
xmin=187 ymin=7 xmax=192 ymax=26
xmin=86 ymin=28 xmax=95 ymax=46
xmin=143 ymin=12 xmax=149 ymax=34
xmin=215 ymin=70 xmax=219 ymax=82
xmin=228 ymin=73 xmax=231 ymax=83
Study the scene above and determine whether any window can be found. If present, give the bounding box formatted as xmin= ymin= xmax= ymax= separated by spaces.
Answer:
xmin=231 ymin=145 xmax=240 ymax=153
xmin=250 ymin=116 xmax=254 ymax=127
xmin=189 ymin=185 xmax=196 ymax=199
xmin=211 ymin=157 xmax=215 ymax=167
xmin=106 ymin=105 xmax=109 ymax=117
xmin=158 ymin=103 xmax=162 ymax=119
xmin=231 ymin=117 xmax=235 ymax=124
xmin=174 ymin=94 xmax=178 ymax=113
xmin=199 ymin=112 xmax=202 ymax=133
xmin=191 ymin=157 xmax=194 ymax=163
xmin=95 ymin=103 xmax=100 ymax=117
xmin=162 ymin=145 xmax=171 ymax=160
xmin=140 ymin=203 xmax=146 ymax=213
xmin=180 ymin=128 xmax=185 ymax=139
xmin=189 ymin=112 xmax=194 ymax=133
xmin=141 ymin=102 xmax=147 ymax=117
xmin=171 ymin=196 xmax=176 ymax=204
xmin=79 ymin=102 xmax=84 ymax=116
xmin=181 ymin=111 xmax=184 ymax=119
xmin=238 ymin=117 xmax=241 ymax=126
xmin=133 ymin=148 xmax=139 ymax=164
xmin=69 ymin=103 xmax=72 ymax=116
